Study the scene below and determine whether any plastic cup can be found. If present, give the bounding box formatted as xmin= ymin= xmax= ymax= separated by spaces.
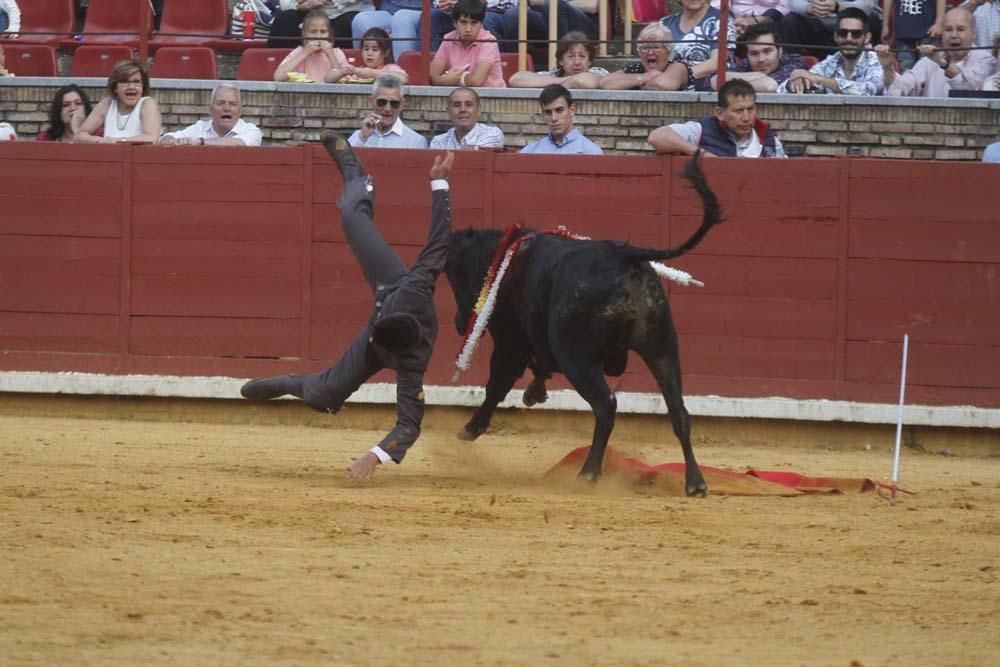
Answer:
xmin=242 ymin=10 xmax=257 ymax=40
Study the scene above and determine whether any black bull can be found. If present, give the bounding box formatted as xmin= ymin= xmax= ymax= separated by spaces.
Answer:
xmin=444 ymin=155 xmax=722 ymax=497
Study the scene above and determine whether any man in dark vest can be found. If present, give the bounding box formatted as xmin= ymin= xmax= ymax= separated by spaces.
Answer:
xmin=647 ymin=79 xmax=787 ymax=158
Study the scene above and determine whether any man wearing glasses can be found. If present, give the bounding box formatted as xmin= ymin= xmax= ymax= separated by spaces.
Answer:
xmin=348 ymin=76 xmax=428 ymax=148
xmin=779 ymin=7 xmax=885 ymax=94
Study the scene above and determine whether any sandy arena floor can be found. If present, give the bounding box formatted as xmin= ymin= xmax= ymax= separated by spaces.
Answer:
xmin=1 ymin=402 xmax=998 ymax=667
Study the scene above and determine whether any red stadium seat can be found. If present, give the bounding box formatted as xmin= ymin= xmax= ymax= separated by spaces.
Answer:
xmin=1 ymin=44 xmax=58 ymax=77
xmin=396 ymin=51 xmax=429 ymax=86
xmin=0 ymin=0 xmax=74 ymax=47
xmin=61 ymin=0 xmax=154 ymax=51
xmin=152 ymin=46 xmax=219 ymax=80
xmin=500 ymin=52 xmax=534 ymax=85
xmin=70 ymin=44 xmax=135 ymax=77
xmin=149 ymin=0 xmax=228 ymax=53
xmin=631 ymin=0 xmax=667 ymax=22
xmin=236 ymin=48 xmax=292 ymax=81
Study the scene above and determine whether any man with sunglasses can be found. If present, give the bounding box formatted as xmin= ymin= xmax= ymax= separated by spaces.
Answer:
xmin=241 ymin=133 xmax=455 ymax=480
xmin=779 ymin=7 xmax=884 ymax=94
xmin=348 ymin=76 xmax=428 ymax=149
xmin=781 ymin=0 xmax=881 ymax=58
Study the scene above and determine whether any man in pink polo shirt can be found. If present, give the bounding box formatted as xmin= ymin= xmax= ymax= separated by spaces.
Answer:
xmin=430 ymin=0 xmax=507 ymax=87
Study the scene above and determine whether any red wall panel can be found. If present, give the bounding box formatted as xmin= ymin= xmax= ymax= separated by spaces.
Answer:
xmin=0 ymin=144 xmax=997 ymax=409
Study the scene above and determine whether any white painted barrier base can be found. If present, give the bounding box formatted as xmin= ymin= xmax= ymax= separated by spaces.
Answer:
xmin=1 ymin=371 xmax=997 ymax=430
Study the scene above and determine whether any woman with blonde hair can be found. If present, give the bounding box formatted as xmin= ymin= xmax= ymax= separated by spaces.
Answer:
xmin=75 ymin=61 xmax=162 ymax=144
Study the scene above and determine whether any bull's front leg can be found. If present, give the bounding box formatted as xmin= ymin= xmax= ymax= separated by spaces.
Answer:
xmin=458 ymin=344 xmax=530 ymax=441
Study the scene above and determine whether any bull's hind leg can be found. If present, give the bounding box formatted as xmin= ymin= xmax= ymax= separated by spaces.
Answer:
xmin=560 ymin=363 xmax=617 ymax=482
xmin=459 ymin=343 xmax=531 ymax=441
xmin=637 ymin=346 xmax=708 ymax=498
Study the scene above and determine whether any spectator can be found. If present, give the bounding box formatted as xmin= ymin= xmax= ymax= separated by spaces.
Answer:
xmin=269 ymin=0 xmax=372 ymax=49
xmin=0 ymin=0 xmax=20 ymax=37
xmin=962 ymin=0 xmax=1000 ymax=49
xmin=160 ymin=85 xmax=263 ymax=147
xmin=600 ymin=22 xmax=689 ymax=90
xmin=779 ymin=8 xmax=884 ymax=94
xmin=327 ymin=27 xmax=409 ymax=83
xmin=983 ymin=34 xmax=1000 ymax=89
xmin=430 ymin=87 xmax=504 ymax=149
xmin=984 ymin=140 xmax=1000 ymax=161
xmin=877 ymin=7 xmax=996 ymax=96
xmin=648 ymin=78 xmax=787 ymax=157
xmin=430 ymin=0 xmax=505 ymax=87
xmin=717 ymin=21 xmax=805 ymax=91
xmin=661 ymin=0 xmax=739 ymax=90
xmin=0 ymin=121 xmax=16 ymax=141
xmin=509 ymin=31 xmax=608 ymax=88
xmin=0 ymin=42 xmax=11 ymax=77
xmin=274 ymin=10 xmax=349 ymax=82
xmin=351 ymin=0 xmax=423 ymax=60
xmin=348 ymin=76 xmax=428 ymax=148
xmin=713 ymin=0 xmax=789 ymax=39
xmin=521 ymin=83 xmax=602 ymax=154
xmin=75 ymin=61 xmax=162 ymax=144
xmin=781 ymin=0 xmax=881 ymax=58
xmin=37 ymin=85 xmax=97 ymax=142
xmin=882 ymin=0 xmax=944 ymax=71
xmin=500 ymin=0 xmax=599 ymax=54
xmin=429 ymin=0 xmax=508 ymax=52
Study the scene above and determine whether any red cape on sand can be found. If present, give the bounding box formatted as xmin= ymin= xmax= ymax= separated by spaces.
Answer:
xmin=544 ymin=447 xmax=911 ymax=497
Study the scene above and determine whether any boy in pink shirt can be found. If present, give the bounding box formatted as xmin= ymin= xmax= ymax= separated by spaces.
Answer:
xmin=430 ymin=0 xmax=506 ymax=87
xmin=274 ymin=10 xmax=349 ymax=83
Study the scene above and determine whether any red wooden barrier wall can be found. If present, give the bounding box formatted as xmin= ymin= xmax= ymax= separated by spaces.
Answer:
xmin=1 ymin=143 xmax=998 ymax=409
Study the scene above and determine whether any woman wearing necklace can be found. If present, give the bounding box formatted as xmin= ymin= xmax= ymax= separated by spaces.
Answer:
xmin=75 ymin=61 xmax=162 ymax=144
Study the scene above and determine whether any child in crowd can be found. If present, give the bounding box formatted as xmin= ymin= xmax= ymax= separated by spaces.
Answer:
xmin=326 ymin=27 xmax=409 ymax=83
xmin=430 ymin=0 xmax=505 ymax=87
xmin=274 ymin=10 xmax=349 ymax=82
xmin=883 ymin=0 xmax=945 ymax=70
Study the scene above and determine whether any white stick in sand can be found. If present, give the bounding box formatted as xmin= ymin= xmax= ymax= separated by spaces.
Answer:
xmin=891 ymin=333 xmax=909 ymax=485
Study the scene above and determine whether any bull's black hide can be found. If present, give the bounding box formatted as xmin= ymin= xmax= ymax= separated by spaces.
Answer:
xmin=445 ymin=154 xmax=722 ymax=497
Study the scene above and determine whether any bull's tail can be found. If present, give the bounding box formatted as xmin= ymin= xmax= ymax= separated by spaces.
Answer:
xmin=619 ymin=152 xmax=723 ymax=263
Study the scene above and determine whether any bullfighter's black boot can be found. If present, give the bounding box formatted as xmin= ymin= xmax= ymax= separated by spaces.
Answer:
xmin=240 ymin=374 xmax=304 ymax=401
xmin=321 ymin=130 xmax=365 ymax=182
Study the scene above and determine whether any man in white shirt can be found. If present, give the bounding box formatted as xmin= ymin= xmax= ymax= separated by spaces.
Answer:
xmin=160 ymin=85 xmax=263 ymax=147
xmin=430 ymin=87 xmax=504 ymax=150
xmin=348 ymin=76 xmax=428 ymax=149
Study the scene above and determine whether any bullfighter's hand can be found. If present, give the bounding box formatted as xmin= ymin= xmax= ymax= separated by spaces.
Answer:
xmin=346 ymin=451 xmax=381 ymax=480
xmin=429 ymin=151 xmax=455 ymax=180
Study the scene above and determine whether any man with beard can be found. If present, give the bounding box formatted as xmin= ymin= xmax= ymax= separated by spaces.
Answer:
xmin=159 ymin=85 xmax=262 ymax=147
xmin=876 ymin=7 xmax=996 ymax=97
xmin=779 ymin=7 xmax=885 ymax=94
xmin=648 ymin=79 xmax=787 ymax=158
xmin=430 ymin=87 xmax=505 ymax=150
xmin=348 ymin=76 xmax=428 ymax=149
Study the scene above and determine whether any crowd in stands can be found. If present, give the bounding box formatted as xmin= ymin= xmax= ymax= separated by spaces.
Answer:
xmin=1 ymin=0 xmax=999 ymax=159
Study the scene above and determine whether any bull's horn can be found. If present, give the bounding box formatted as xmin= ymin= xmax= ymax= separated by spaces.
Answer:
xmin=450 ymin=368 xmax=463 ymax=383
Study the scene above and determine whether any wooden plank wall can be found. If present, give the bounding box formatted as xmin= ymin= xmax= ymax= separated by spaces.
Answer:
xmin=0 ymin=143 xmax=997 ymax=409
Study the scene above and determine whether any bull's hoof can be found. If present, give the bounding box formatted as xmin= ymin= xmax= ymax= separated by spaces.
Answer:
xmin=686 ymin=482 xmax=709 ymax=498
xmin=522 ymin=381 xmax=548 ymax=407
xmin=457 ymin=425 xmax=484 ymax=441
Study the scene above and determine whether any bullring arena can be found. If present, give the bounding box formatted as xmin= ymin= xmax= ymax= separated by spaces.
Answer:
xmin=1 ymin=136 xmax=999 ymax=665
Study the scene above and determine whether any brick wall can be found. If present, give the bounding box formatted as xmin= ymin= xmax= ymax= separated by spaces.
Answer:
xmin=2 ymin=79 xmax=998 ymax=159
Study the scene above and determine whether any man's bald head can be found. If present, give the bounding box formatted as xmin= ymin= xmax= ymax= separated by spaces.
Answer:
xmin=942 ymin=7 xmax=976 ymax=60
